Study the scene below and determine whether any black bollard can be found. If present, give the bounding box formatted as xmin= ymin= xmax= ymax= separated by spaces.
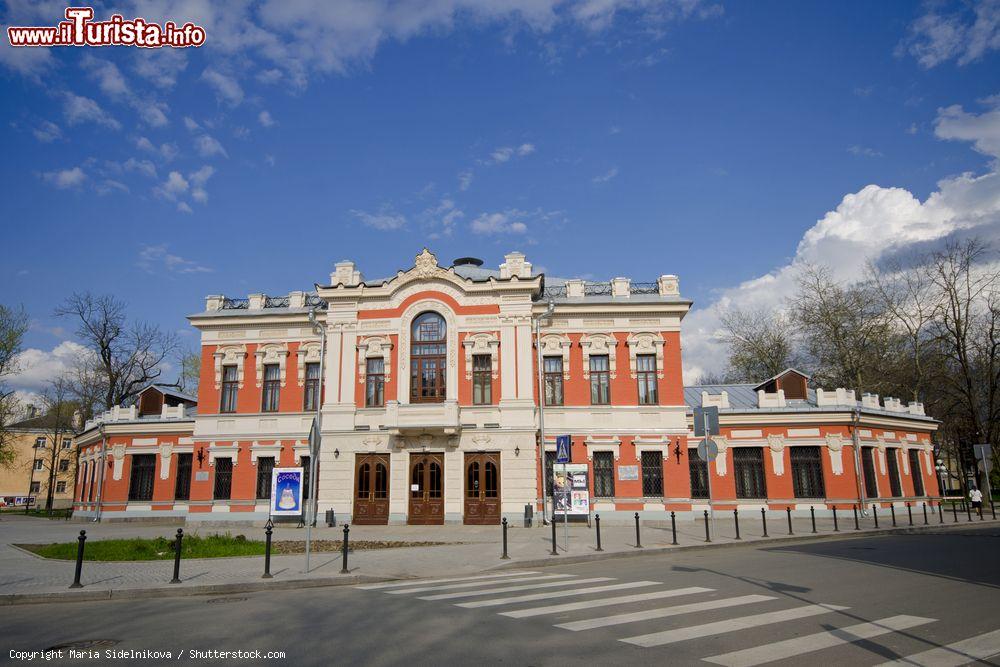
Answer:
xmin=761 ymin=508 xmax=768 ymax=537
xmin=810 ymin=506 xmax=817 ymax=533
xmin=966 ymin=500 xmax=973 ymax=522
xmin=501 ymin=517 xmax=510 ymax=560
xmin=923 ymin=502 xmax=928 ymax=525
xmin=786 ymin=507 xmax=793 ymax=535
xmin=169 ymin=528 xmax=183 ymax=584
xmin=953 ymin=501 xmax=959 ymax=523
xmin=733 ymin=509 xmax=741 ymax=540
xmin=979 ymin=503 xmax=985 ymax=521
xmin=992 ymin=500 xmax=997 ymax=520
xmin=670 ymin=511 xmax=678 ymax=545
xmin=595 ymin=513 xmax=603 ymax=552
xmin=832 ymin=506 xmax=839 ymax=532
xmin=890 ymin=505 xmax=897 ymax=527
xmin=69 ymin=530 xmax=86 ymax=589
xmin=634 ymin=512 xmax=642 ymax=548
xmin=853 ymin=504 xmax=860 ymax=531
xmin=262 ymin=519 xmax=273 ymax=579
xmin=703 ymin=510 xmax=711 ymax=542
xmin=340 ymin=525 xmax=350 ymax=573
xmin=873 ymin=504 xmax=879 ymax=528
xmin=907 ymin=502 xmax=913 ymax=526
xmin=938 ymin=501 xmax=944 ymax=524
xmin=550 ymin=515 xmax=558 ymax=556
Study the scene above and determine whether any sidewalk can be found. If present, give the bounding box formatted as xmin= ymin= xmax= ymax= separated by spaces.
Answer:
xmin=1 ymin=508 xmax=996 ymax=604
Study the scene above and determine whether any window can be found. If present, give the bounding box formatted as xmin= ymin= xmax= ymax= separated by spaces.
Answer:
xmin=220 ymin=365 xmax=238 ymax=413
xmin=304 ymin=362 xmax=321 ymax=411
xmin=62 ymin=438 xmax=72 ymax=449
xmin=641 ymin=451 xmax=663 ymax=497
xmin=128 ymin=454 xmax=156 ymax=501
xmin=887 ymin=449 xmax=903 ymax=497
xmin=472 ymin=354 xmax=492 ymax=405
xmin=734 ymin=448 xmax=767 ymax=499
xmin=214 ymin=458 xmax=233 ymax=500
xmin=590 ymin=355 xmax=611 ymax=405
xmin=636 ymin=354 xmax=658 ymax=405
xmin=689 ymin=449 xmax=710 ymax=499
xmin=88 ymin=465 xmax=96 ymax=502
xmin=261 ymin=363 xmax=280 ymax=412
xmin=410 ymin=312 xmax=447 ymax=403
xmin=30 ymin=481 xmax=40 ymax=493
xmin=301 ymin=456 xmax=312 ymax=500
xmin=56 ymin=481 xmax=66 ymax=493
xmin=365 ymin=358 xmax=385 ymax=408
xmin=543 ymin=357 xmax=564 ymax=406
xmin=790 ymin=446 xmax=825 ymax=498
xmin=59 ymin=459 xmax=69 ymax=473
xmin=34 ymin=437 xmax=45 ymax=448
xmin=907 ymin=450 xmax=925 ymax=496
xmin=862 ymin=447 xmax=878 ymax=498
xmin=174 ymin=453 xmax=192 ymax=501
xmin=593 ymin=451 xmax=615 ymax=498
xmin=256 ymin=457 xmax=275 ymax=500
xmin=79 ymin=461 xmax=88 ymax=501
xmin=34 ymin=459 xmax=43 ymax=471
xmin=544 ymin=450 xmax=556 ymax=498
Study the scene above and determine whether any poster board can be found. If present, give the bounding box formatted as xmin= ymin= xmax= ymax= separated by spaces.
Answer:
xmin=553 ymin=463 xmax=590 ymax=516
xmin=270 ymin=467 xmax=304 ymax=516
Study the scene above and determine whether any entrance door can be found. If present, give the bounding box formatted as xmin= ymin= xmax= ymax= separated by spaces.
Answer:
xmin=408 ymin=453 xmax=444 ymax=525
xmin=354 ymin=454 xmax=389 ymax=525
xmin=464 ymin=452 xmax=501 ymax=525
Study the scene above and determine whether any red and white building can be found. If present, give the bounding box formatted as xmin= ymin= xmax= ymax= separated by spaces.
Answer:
xmin=73 ymin=250 xmax=939 ymax=524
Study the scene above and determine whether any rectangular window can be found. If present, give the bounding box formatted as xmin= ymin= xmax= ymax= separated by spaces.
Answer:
xmin=590 ymin=355 xmax=611 ymax=405
xmin=34 ymin=459 xmax=43 ymax=470
xmin=128 ymin=454 xmax=156 ymax=501
xmin=862 ymin=447 xmax=878 ymax=498
xmin=365 ymin=358 xmax=385 ymax=408
xmin=636 ymin=354 xmax=658 ymax=405
xmin=62 ymin=438 xmax=72 ymax=449
xmin=220 ymin=365 xmax=239 ymax=413
xmin=734 ymin=448 xmax=767 ymax=499
xmin=907 ymin=450 xmax=925 ymax=496
xmin=256 ymin=457 xmax=275 ymax=500
xmin=34 ymin=437 xmax=45 ymax=448
xmin=214 ymin=458 xmax=233 ymax=500
xmin=544 ymin=450 xmax=556 ymax=498
xmin=472 ymin=354 xmax=492 ymax=405
xmin=887 ymin=449 xmax=903 ymax=497
xmin=261 ymin=364 xmax=281 ymax=412
xmin=790 ymin=446 xmax=825 ymax=498
xmin=56 ymin=481 xmax=66 ymax=493
xmin=543 ymin=357 xmax=564 ymax=406
xmin=641 ymin=451 xmax=664 ymax=497
xmin=174 ymin=453 xmax=192 ymax=501
xmin=88 ymin=465 xmax=96 ymax=502
xmin=59 ymin=459 xmax=69 ymax=472
xmin=689 ymin=448 xmax=710 ymax=499
xmin=301 ymin=455 xmax=311 ymax=500
xmin=593 ymin=451 xmax=615 ymax=498
xmin=30 ymin=481 xmax=40 ymax=493
xmin=304 ymin=362 xmax=321 ymax=411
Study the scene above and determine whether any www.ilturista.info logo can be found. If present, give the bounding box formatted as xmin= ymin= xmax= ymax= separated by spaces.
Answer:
xmin=7 ymin=7 xmax=206 ymax=48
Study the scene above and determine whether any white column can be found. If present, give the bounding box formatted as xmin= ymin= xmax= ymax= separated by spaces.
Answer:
xmin=499 ymin=317 xmax=518 ymax=400
xmin=515 ymin=316 xmax=534 ymax=400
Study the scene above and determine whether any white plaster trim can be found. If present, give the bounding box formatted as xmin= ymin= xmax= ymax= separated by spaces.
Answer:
xmin=584 ymin=437 xmax=621 ymax=461
xmin=634 ymin=443 xmax=670 ymax=460
xmin=538 ymin=333 xmax=571 ymax=378
xmin=250 ymin=441 xmax=282 ymax=464
xmin=626 ymin=332 xmax=665 ymax=379
xmin=296 ymin=341 xmax=322 ymax=387
xmin=111 ymin=443 xmax=126 ymax=481
xmin=357 ymin=336 xmax=394 ymax=384
xmin=208 ymin=442 xmax=239 ymax=467
xmin=580 ymin=333 xmax=618 ymax=379
xmin=255 ymin=342 xmax=290 ymax=387
xmin=213 ymin=344 xmax=247 ymax=389
xmin=158 ymin=442 xmax=173 ymax=480
xmin=398 ymin=300 xmax=458 ymax=403
xmin=462 ymin=332 xmax=500 ymax=380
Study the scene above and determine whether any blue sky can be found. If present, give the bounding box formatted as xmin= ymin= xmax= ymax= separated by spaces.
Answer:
xmin=2 ymin=0 xmax=1000 ymax=392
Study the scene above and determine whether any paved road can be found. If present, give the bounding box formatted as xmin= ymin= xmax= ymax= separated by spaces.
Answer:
xmin=4 ymin=527 xmax=999 ymax=666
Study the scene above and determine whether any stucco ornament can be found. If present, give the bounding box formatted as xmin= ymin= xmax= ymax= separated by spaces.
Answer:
xmin=825 ymin=434 xmax=845 ymax=475
xmin=767 ymin=435 xmax=785 ymax=476
xmin=463 ymin=333 xmax=500 ymax=380
xmin=158 ymin=442 xmax=173 ymax=480
xmin=111 ymin=443 xmax=126 ymax=481
xmin=712 ymin=436 xmax=728 ymax=476
xmin=626 ymin=332 xmax=665 ymax=379
xmin=876 ymin=437 xmax=887 ymax=475
xmin=255 ymin=342 xmax=290 ymax=387
xmin=413 ymin=248 xmax=441 ymax=278
xmin=296 ymin=342 xmax=322 ymax=386
xmin=213 ymin=344 xmax=247 ymax=389
xmin=580 ymin=333 xmax=618 ymax=379
xmin=357 ymin=336 xmax=393 ymax=384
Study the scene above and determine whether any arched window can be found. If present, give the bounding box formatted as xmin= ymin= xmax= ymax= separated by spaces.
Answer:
xmin=411 ymin=312 xmax=447 ymax=402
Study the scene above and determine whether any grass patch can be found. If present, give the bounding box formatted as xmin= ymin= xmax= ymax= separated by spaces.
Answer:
xmin=17 ymin=534 xmax=453 ymax=561
xmin=1 ymin=508 xmax=73 ymax=519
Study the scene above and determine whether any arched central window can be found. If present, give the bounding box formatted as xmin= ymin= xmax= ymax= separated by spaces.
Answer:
xmin=411 ymin=312 xmax=447 ymax=402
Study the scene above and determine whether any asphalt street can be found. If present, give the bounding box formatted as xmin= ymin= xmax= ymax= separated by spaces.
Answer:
xmin=3 ymin=526 xmax=999 ymax=666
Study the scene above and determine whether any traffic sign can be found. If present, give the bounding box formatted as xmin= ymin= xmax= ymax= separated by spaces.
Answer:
xmin=697 ymin=438 xmax=719 ymax=462
xmin=555 ymin=435 xmax=571 ymax=463
xmin=693 ymin=406 xmax=720 ymax=437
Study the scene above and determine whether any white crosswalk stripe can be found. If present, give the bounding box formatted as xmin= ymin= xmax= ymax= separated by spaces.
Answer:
xmin=556 ymin=595 xmax=777 ymax=632
xmin=499 ymin=586 xmax=714 ymax=619
xmin=619 ymin=603 xmax=849 ymax=647
xmin=703 ymin=614 xmax=936 ymax=667
xmin=873 ymin=628 xmax=1000 ymax=667
xmin=418 ymin=577 xmax=615 ymax=601
xmin=355 ymin=571 xmax=539 ymax=590
xmin=385 ymin=573 xmax=573 ymax=594
xmin=457 ymin=581 xmax=662 ymax=609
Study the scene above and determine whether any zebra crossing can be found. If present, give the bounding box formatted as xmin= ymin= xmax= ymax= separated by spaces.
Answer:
xmin=356 ymin=571 xmax=1000 ymax=665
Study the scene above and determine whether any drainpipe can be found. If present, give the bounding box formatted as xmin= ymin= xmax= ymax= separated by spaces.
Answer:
xmin=304 ymin=307 xmax=326 ymax=574
xmin=93 ymin=423 xmax=107 ymax=523
xmin=533 ymin=300 xmax=556 ymax=525
xmin=851 ymin=405 xmax=867 ymax=516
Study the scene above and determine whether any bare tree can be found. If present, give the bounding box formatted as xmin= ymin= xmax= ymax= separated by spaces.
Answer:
xmin=55 ymin=293 xmax=179 ymax=410
xmin=176 ymin=348 xmax=201 ymax=395
xmin=0 ymin=304 xmax=29 ymax=469
xmin=718 ymin=308 xmax=799 ymax=383
xmin=36 ymin=376 xmax=78 ymax=513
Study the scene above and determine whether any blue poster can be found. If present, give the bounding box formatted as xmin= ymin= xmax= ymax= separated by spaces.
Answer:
xmin=270 ymin=467 xmax=304 ymax=516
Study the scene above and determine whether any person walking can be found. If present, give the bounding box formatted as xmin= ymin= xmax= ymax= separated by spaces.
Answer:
xmin=970 ymin=487 xmax=983 ymax=513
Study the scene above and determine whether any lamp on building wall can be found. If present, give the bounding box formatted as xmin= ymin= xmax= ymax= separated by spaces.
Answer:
xmin=197 ymin=447 xmax=205 ymax=468
xmin=673 ymin=439 xmax=681 ymax=464
xmin=935 ymin=458 xmax=948 ymax=496
xmin=334 ymin=448 xmax=340 ymax=458
xmin=515 ymin=446 xmax=520 ymax=457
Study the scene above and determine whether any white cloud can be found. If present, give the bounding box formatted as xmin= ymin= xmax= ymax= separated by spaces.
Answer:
xmin=10 ymin=341 xmax=91 ymax=393
xmin=847 ymin=145 xmax=883 ymax=158
xmin=471 ymin=210 xmax=529 ymax=235
xmin=201 ymin=67 xmax=244 ymax=106
xmin=62 ymin=92 xmax=120 ymax=130
xmin=517 ymin=142 xmax=536 ymax=156
xmin=899 ymin=0 xmax=1000 ymax=67
xmin=177 ymin=201 xmax=194 ymax=214
xmin=458 ymin=169 xmax=474 ymax=191
xmin=490 ymin=146 xmax=515 ymax=163
xmin=422 ymin=198 xmax=464 ymax=237
xmin=258 ymin=110 xmax=276 ymax=127
xmin=41 ymin=166 xmax=85 ymax=189
xmin=0 ymin=30 xmax=55 ymax=81
xmin=96 ymin=179 xmax=129 ymax=195
xmin=194 ymin=134 xmax=228 ymax=158
xmin=132 ymin=48 xmax=188 ymax=89
xmin=351 ymin=205 xmax=406 ymax=231
xmin=183 ymin=116 xmax=201 ymax=132
xmin=155 ymin=171 xmax=189 ymax=202
xmin=592 ymin=166 xmax=619 ymax=183
xmin=137 ymin=244 xmax=212 ymax=274
xmin=32 ymin=120 xmax=61 ymax=143
xmin=124 ymin=157 xmax=157 ymax=179
xmin=935 ymin=102 xmax=1000 ymax=158
xmin=188 ymin=165 xmax=216 ymax=203
xmin=81 ymin=54 xmax=129 ymax=97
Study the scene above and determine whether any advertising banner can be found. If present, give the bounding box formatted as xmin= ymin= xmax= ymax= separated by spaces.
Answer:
xmin=553 ymin=463 xmax=590 ymax=516
xmin=270 ymin=467 xmax=304 ymax=516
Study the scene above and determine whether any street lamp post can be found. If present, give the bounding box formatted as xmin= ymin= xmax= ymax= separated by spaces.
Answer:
xmin=533 ymin=300 xmax=555 ymax=525
xmin=304 ymin=307 xmax=326 ymax=573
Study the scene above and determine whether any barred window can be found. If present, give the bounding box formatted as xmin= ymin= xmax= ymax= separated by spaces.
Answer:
xmin=301 ymin=455 xmax=311 ymax=500
xmin=636 ymin=354 xmax=658 ymax=405
xmin=907 ymin=449 xmax=925 ymax=496
xmin=590 ymin=355 xmax=611 ymax=405
xmin=56 ymin=481 xmax=67 ymax=493
xmin=365 ymin=358 xmax=385 ymax=408
xmin=734 ymin=448 xmax=767 ymax=499
xmin=261 ymin=364 xmax=280 ymax=412
xmin=128 ymin=454 xmax=155 ymax=501
xmin=256 ymin=456 xmax=275 ymax=500
xmin=689 ymin=448 xmax=709 ymax=499
xmin=790 ymin=446 xmax=825 ymax=498
xmin=887 ymin=449 xmax=902 ymax=497
xmin=304 ymin=362 xmax=321 ymax=411
xmin=544 ymin=450 xmax=556 ymax=497
xmin=214 ymin=458 xmax=233 ymax=500
xmin=593 ymin=451 xmax=615 ymax=498
xmin=862 ymin=447 xmax=878 ymax=498
xmin=59 ymin=459 xmax=69 ymax=472
xmin=221 ymin=365 xmax=239 ymax=413
xmin=472 ymin=354 xmax=492 ymax=405
xmin=174 ymin=453 xmax=192 ymax=501
xmin=30 ymin=481 xmax=40 ymax=493
xmin=641 ymin=450 xmax=663 ymax=497
xmin=88 ymin=464 xmax=96 ymax=502
xmin=543 ymin=357 xmax=564 ymax=406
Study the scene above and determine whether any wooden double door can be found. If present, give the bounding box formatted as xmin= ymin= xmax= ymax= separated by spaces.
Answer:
xmin=464 ymin=452 xmax=501 ymax=525
xmin=408 ymin=453 xmax=445 ymax=525
xmin=354 ymin=454 xmax=389 ymax=525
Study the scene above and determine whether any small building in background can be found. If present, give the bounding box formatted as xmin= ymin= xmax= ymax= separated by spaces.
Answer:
xmin=1 ymin=407 xmax=78 ymax=510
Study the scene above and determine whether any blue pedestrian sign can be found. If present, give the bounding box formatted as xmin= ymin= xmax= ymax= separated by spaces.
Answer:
xmin=556 ymin=435 xmax=571 ymax=463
